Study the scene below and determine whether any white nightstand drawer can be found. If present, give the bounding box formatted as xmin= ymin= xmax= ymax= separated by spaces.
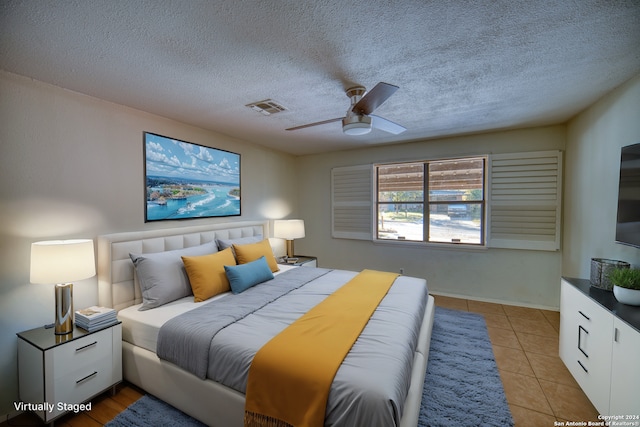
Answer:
xmin=300 ymin=259 xmax=317 ymax=267
xmin=50 ymin=356 xmax=113 ymax=418
xmin=52 ymin=328 xmax=113 ymax=379
xmin=279 ymin=256 xmax=317 ymax=268
xmin=17 ymin=323 xmax=122 ymax=424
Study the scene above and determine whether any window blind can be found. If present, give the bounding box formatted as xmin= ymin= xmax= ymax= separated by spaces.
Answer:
xmin=331 ymin=165 xmax=373 ymax=240
xmin=487 ymin=150 xmax=563 ymax=251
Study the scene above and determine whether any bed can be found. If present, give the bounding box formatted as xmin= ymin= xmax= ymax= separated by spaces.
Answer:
xmin=97 ymin=220 xmax=435 ymax=427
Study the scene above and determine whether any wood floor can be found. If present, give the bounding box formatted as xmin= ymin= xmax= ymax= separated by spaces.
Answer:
xmin=1 ymin=383 xmax=144 ymax=427
xmin=3 ymin=295 xmax=599 ymax=427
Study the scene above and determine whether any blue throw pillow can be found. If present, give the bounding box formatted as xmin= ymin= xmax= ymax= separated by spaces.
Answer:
xmin=224 ymin=256 xmax=274 ymax=294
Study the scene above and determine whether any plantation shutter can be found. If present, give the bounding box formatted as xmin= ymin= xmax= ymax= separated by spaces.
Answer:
xmin=487 ymin=150 xmax=563 ymax=251
xmin=331 ymin=165 xmax=373 ymax=240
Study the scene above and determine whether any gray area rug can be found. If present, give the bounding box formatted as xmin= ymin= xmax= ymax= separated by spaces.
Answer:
xmin=106 ymin=307 xmax=512 ymax=427
xmin=106 ymin=394 xmax=206 ymax=427
xmin=420 ymin=307 xmax=513 ymax=426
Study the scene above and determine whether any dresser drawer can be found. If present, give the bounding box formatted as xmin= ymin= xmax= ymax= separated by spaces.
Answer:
xmin=51 ymin=328 xmax=113 ymax=378
xmin=559 ymin=280 xmax=613 ymax=413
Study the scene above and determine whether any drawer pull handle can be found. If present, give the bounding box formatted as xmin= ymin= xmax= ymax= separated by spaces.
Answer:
xmin=76 ymin=371 xmax=97 ymax=384
xmin=577 ymin=360 xmax=588 ymax=373
xmin=75 ymin=341 xmax=97 ymax=352
xmin=614 ymin=327 xmax=620 ymax=343
xmin=578 ymin=311 xmax=590 ymax=320
xmin=578 ymin=325 xmax=589 ymax=358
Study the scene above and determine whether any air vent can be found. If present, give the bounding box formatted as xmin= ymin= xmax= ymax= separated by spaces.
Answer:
xmin=245 ymin=99 xmax=287 ymax=116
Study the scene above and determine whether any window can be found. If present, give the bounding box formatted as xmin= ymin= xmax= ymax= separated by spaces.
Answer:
xmin=376 ymin=157 xmax=486 ymax=245
xmin=331 ymin=150 xmax=562 ymax=251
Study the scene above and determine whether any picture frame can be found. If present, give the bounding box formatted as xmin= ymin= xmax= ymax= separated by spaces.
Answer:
xmin=144 ymin=132 xmax=241 ymax=222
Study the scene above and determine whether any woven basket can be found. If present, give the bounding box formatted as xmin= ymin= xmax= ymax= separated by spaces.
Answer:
xmin=590 ymin=258 xmax=630 ymax=291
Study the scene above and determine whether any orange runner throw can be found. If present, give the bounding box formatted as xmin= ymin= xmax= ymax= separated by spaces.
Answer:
xmin=244 ymin=269 xmax=399 ymax=427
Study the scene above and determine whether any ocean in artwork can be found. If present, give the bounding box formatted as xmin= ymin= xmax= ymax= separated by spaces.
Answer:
xmin=146 ymin=182 xmax=240 ymax=221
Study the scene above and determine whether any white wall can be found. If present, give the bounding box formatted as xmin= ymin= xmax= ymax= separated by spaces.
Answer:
xmin=295 ymin=126 xmax=566 ymax=308
xmin=564 ymin=74 xmax=640 ymax=276
xmin=0 ymin=71 xmax=297 ymax=417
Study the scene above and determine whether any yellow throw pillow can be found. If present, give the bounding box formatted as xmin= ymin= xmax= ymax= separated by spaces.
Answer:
xmin=182 ymin=248 xmax=236 ymax=302
xmin=233 ymin=239 xmax=279 ymax=272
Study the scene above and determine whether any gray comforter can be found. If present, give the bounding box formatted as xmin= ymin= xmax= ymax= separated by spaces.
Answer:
xmin=157 ymin=267 xmax=428 ymax=427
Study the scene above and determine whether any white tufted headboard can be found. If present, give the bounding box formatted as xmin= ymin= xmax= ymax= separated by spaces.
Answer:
xmin=97 ymin=221 xmax=270 ymax=311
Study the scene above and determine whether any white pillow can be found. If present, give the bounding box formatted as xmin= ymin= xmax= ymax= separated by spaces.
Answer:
xmin=130 ymin=241 xmax=218 ymax=310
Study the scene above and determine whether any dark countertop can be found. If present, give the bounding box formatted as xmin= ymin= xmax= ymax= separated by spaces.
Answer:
xmin=17 ymin=321 xmax=121 ymax=352
xmin=563 ymin=277 xmax=640 ymax=333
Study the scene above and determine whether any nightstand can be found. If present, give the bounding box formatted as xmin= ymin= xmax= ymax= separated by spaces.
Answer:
xmin=17 ymin=322 xmax=122 ymax=424
xmin=279 ymin=256 xmax=317 ymax=268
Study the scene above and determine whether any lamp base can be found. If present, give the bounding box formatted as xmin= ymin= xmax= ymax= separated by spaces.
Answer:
xmin=285 ymin=240 xmax=295 ymax=258
xmin=55 ymin=283 xmax=73 ymax=335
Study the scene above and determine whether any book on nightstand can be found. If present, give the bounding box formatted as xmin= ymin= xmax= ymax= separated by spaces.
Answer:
xmin=75 ymin=306 xmax=118 ymax=332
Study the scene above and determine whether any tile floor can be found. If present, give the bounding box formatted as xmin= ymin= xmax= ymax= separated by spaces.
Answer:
xmin=433 ymin=294 xmax=601 ymax=426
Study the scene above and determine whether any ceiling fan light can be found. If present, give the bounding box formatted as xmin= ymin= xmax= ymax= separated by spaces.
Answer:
xmin=342 ymin=115 xmax=372 ymax=135
xmin=343 ymin=122 xmax=371 ymax=135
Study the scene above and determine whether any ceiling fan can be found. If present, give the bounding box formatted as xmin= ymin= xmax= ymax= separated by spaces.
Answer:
xmin=286 ymin=82 xmax=406 ymax=136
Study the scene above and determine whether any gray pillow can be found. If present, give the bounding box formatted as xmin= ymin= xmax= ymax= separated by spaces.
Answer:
xmin=130 ymin=241 xmax=218 ymax=311
xmin=216 ymin=235 xmax=263 ymax=253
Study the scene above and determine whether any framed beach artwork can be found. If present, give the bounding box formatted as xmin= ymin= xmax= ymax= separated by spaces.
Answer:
xmin=144 ymin=132 xmax=241 ymax=222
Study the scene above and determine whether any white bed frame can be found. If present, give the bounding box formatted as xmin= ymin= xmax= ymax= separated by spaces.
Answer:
xmin=98 ymin=220 xmax=435 ymax=427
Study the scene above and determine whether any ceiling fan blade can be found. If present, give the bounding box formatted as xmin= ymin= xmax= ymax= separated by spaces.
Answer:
xmin=370 ymin=115 xmax=406 ymax=135
xmin=285 ymin=117 xmax=344 ymax=131
xmin=352 ymin=82 xmax=399 ymax=115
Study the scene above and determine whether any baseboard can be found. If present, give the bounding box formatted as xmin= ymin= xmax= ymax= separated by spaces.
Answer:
xmin=2 ymin=409 xmax=23 ymax=424
xmin=429 ymin=291 xmax=559 ymax=312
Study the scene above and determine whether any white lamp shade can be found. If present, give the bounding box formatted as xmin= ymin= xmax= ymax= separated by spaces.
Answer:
xmin=273 ymin=219 xmax=305 ymax=240
xmin=30 ymin=239 xmax=96 ymax=284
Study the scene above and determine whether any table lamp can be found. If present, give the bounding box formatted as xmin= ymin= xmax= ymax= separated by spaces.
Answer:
xmin=30 ymin=239 xmax=96 ymax=335
xmin=274 ymin=219 xmax=305 ymax=258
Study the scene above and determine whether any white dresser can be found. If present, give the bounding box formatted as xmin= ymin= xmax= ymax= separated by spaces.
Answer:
xmin=559 ymin=278 xmax=640 ymax=415
xmin=17 ymin=322 xmax=122 ymax=424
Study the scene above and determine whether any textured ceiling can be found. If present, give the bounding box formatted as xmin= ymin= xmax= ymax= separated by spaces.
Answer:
xmin=1 ymin=1 xmax=639 ymax=155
